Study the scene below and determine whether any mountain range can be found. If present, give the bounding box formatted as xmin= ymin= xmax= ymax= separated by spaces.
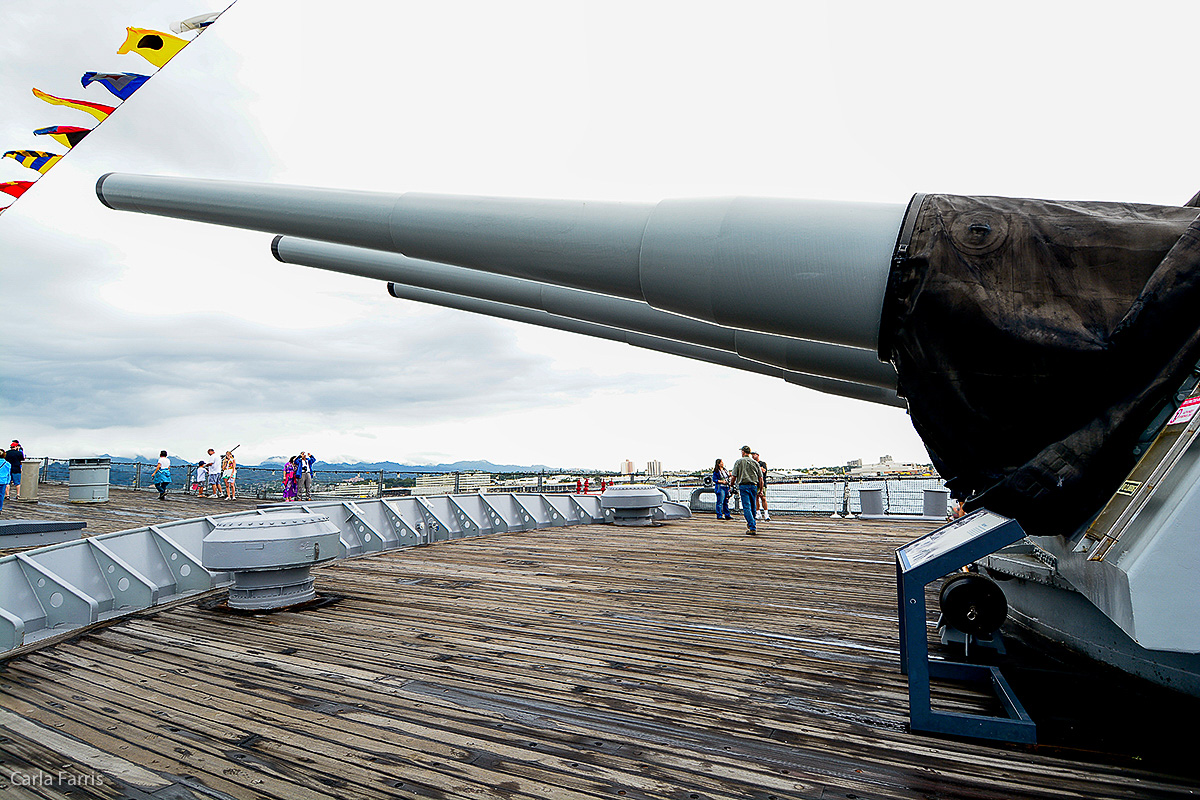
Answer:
xmin=98 ymin=455 xmax=594 ymax=474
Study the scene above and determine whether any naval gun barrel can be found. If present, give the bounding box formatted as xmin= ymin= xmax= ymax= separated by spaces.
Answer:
xmin=271 ymin=236 xmax=898 ymax=389
xmin=96 ymin=174 xmax=907 ymax=351
xmin=382 ymin=282 xmax=905 ymax=408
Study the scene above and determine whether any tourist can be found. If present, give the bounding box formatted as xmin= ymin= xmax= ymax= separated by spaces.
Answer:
xmin=752 ymin=451 xmax=771 ymax=521
xmin=222 ymin=450 xmax=237 ymax=500
xmin=283 ymin=457 xmax=298 ymax=501
xmin=196 ymin=461 xmax=209 ymax=498
xmin=206 ymin=449 xmax=224 ymax=498
xmin=298 ymin=451 xmax=315 ymax=500
xmin=712 ymin=458 xmax=732 ymax=520
xmin=0 ymin=456 xmax=10 ymax=514
xmin=5 ymin=440 xmax=23 ymax=501
xmin=151 ymin=450 xmax=171 ymax=500
xmin=732 ymin=445 xmax=761 ymax=535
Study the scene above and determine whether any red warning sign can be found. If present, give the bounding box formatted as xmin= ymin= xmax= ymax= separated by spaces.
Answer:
xmin=1167 ymin=396 xmax=1200 ymax=426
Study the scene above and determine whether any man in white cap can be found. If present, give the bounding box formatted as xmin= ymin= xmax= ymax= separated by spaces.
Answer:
xmin=731 ymin=445 xmax=762 ymax=535
xmin=5 ymin=440 xmax=24 ymax=501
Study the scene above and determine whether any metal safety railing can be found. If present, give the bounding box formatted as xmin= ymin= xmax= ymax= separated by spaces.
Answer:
xmin=666 ymin=475 xmax=949 ymax=516
xmin=28 ymin=458 xmax=945 ymax=514
xmin=31 ymin=459 xmax=632 ymax=502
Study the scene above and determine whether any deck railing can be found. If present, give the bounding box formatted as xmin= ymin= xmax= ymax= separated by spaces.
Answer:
xmin=662 ymin=476 xmax=949 ymax=516
xmin=27 ymin=457 xmax=945 ymax=514
xmin=30 ymin=459 xmax=623 ymax=502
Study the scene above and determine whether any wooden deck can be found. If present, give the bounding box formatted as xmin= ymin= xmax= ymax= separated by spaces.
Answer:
xmin=1 ymin=498 xmax=1198 ymax=799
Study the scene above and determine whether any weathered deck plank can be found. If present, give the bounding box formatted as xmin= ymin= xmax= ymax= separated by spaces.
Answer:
xmin=2 ymin=506 xmax=1198 ymax=799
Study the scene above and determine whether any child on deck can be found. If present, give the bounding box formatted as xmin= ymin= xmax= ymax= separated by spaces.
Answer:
xmin=196 ymin=462 xmax=209 ymax=498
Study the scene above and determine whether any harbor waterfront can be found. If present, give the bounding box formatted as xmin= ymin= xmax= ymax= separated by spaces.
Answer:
xmin=24 ymin=457 xmax=948 ymax=515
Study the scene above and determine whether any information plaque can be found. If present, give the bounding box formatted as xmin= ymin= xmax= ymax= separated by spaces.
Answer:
xmin=897 ymin=510 xmax=1017 ymax=573
xmin=895 ymin=509 xmax=1036 ymax=744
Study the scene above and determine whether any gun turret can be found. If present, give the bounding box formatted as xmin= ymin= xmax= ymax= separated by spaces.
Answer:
xmin=94 ymin=172 xmax=1200 ymax=693
xmin=95 ymin=173 xmax=1200 ymax=542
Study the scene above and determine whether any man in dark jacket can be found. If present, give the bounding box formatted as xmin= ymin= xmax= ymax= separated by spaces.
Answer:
xmin=5 ymin=441 xmax=23 ymax=501
xmin=731 ymin=445 xmax=762 ymax=535
xmin=298 ymin=452 xmax=316 ymax=500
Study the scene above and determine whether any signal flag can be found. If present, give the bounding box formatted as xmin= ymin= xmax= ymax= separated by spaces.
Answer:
xmin=34 ymin=125 xmax=91 ymax=149
xmin=81 ymin=71 xmax=150 ymax=101
xmin=116 ymin=27 xmax=188 ymax=68
xmin=3 ymin=150 xmax=62 ymax=174
xmin=32 ymin=88 xmax=115 ymax=122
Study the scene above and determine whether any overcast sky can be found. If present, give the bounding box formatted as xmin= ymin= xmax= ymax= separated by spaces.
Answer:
xmin=1 ymin=1 xmax=1196 ymax=470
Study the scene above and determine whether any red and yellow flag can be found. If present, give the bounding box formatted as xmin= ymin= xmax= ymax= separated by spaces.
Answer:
xmin=32 ymin=88 xmax=115 ymax=122
xmin=0 ymin=181 xmax=35 ymax=199
xmin=117 ymin=27 xmax=188 ymax=68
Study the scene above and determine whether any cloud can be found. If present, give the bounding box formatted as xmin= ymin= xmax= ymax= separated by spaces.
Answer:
xmin=7 ymin=0 xmax=1192 ymax=471
xmin=0 ymin=216 xmax=672 ymax=433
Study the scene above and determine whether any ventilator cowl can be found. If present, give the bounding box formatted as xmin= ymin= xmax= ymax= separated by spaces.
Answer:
xmin=202 ymin=513 xmax=340 ymax=611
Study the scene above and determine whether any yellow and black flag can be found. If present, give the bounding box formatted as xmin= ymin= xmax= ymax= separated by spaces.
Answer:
xmin=117 ymin=27 xmax=188 ymax=68
xmin=34 ymin=126 xmax=90 ymax=149
xmin=3 ymin=150 xmax=63 ymax=174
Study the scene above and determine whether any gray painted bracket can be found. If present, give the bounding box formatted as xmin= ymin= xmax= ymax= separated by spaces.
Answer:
xmin=0 ymin=606 xmax=24 ymax=653
xmin=379 ymin=499 xmax=426 ymax=546
xmin=513 ymin=494 xmax=554 ymax=527
xmin=15 ymin=555 xmax=99 ymax=633
xmin=345 ymin=501 xmax=402 ymax=550
xmin=0 ymin=559 xmax=47 ymax=644
xmin=544 ymin=495 xmax=585 ymax=525
xmin=341 ymin=502 xmax=388 ymax=554
xmin=86 ymin=539 xmax=159 ymax=611
xmin=148 ymin=527 xmax=213 ymax=594
xmin=570 ymin=494 xmax=604 ymax=522
xmin=417 ymin=497 xmax=461 ymax=540
xmin=483 ymin=494 xmax=536 ymax=530
xmin=98 ymin=529 xmax=181 ymax=597
xmin=448 ymin=495 xmax=489 ymax=536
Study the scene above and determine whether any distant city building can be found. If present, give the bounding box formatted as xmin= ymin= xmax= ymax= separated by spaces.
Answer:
xmin=413 ymin=470 xmax=491 ymax=495
xmin=846 ymin=459 xmax=863 ymax=468
xmin=849 ymin=457 xmax=929 ymax=477
xmin=646 ymin=460 xmax=662 ymax=478
xmin=620 ymin=460 xmax=634 ymax=475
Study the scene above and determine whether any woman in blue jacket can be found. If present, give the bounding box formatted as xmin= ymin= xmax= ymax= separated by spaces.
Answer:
xmin=150 ymin=450 xmax=172 ymax=500
xmin=712 ymin=458 xmax=732 ymax=520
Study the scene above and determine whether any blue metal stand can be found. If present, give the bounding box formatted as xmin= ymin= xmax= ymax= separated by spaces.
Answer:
xmin=896 ymin=510 xmax=1036 ymax=744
